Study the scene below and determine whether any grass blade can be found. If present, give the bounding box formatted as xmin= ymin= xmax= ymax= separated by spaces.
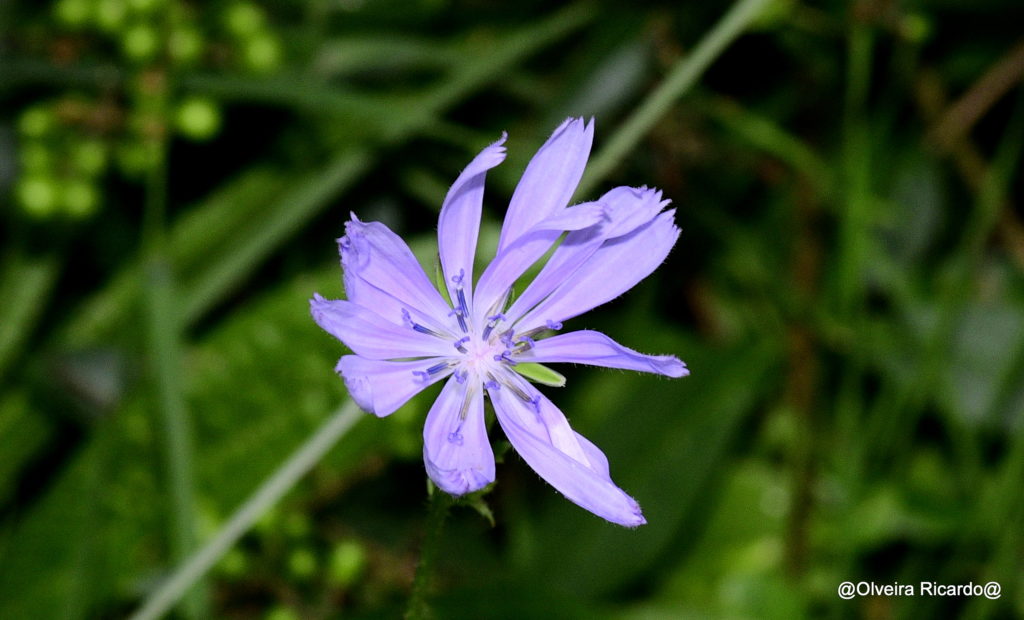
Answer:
xmin=129 ymin=400 xmax=362 ymax=620
xmin=578 ymin=0 xmax=776 ymax=197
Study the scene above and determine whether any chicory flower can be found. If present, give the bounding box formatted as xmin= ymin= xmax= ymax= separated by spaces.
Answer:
xmin=311 ymin=118 xmax=687 ymax=527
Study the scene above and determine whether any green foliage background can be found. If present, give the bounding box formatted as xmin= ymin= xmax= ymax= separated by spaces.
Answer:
xmin=2 ymin=0 xmax=1023 ymax=618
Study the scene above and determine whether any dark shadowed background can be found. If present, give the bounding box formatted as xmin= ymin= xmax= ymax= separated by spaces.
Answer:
xmin=2 ymin=0 xmax=1023 ymax=618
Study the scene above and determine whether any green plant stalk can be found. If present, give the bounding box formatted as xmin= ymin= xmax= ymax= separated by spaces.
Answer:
xmin=139 ymin=25 xmax=204 ymax=609
xmin=404 ymin=492 xmax=452 ymax=620
xmin=835 ymin=23 xmax=873 ymax=315
xmin=577 ymin=0 xmax=776 ymax=198
xmin=128 ymin=401 xmax=362 ymax=620
xmin=414 ymin=3 xmax=591 ymax=125
xmin=833 ymin=22 xmax=873 ymax=483
xmin=141 ymin=128 xmax=204 ymax=619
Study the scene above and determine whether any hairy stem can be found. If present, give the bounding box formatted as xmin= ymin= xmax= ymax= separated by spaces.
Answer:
xmin=404 ymin=491 xmax=452 ymax=620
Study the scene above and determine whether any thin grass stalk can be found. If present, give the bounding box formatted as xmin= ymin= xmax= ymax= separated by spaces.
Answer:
xmin=577 ymin=0 xmax=776 ymax=198
xmin=129 ymin=400 xmax=362 ymax=620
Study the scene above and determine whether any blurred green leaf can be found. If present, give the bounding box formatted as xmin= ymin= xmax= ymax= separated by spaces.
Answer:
xmin=0 ymin=262 xmax=374 ymax=617
xmin=625 ymin=460 xmax=804 ymax=619
xmin=0 ymin=390 xmax=52 ymax=509
xmin=882 ymin=154 xmax=946 ymax=267
xmin=0 ymin=250 xmax=60 ymax=382
xmin=313 ymin=36 xmax=458 ymax=77
xmin=938 ymin=297 xmax=1024 ymax=429
xmin=504 ymin=331 xmax=779 ymax=599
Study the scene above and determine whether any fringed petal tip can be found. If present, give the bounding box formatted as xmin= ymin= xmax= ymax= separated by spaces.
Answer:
xmin=661 ymin=357 xmax=689 ymax=378
xmin=636 ymin=355 xmax=688 ymax=378
xmin=309 ymin=294 xmax=330 ymax=330
xmin=460 ymin=131 xmax=505 ymax=170
xmin=334 ymin=212 xmax=364 ymax=241
xmin=590 ymin=488 xmax=647 ymax=528
xmin=309 ymin=293 xmax=341 ymax=322
xmin=631 ymin=184 xmax=670 ymax=204
xmin=489 ymin=384 xmax=647 ymax=528
xmin=335 ymin=359 xmax=377 ymax=416
xmin=334 ymin=213 xmax=360 ymax=246
xmin=425 ymin=460 xmax=493 ymax=496
xmin=619 ymin=502 xmax=647 ymax=528
xmin=548 ymin=474 xmax=646 ymax=528
xmin=499 ymin=117 xmax=595 ymax=251
xmin=422 ymin=378 xmax=495 ymax=496
xmin=554 ymin=116 xmax=594 ymax=133
xmin=597 ymin=185 xmax=674 ymax=239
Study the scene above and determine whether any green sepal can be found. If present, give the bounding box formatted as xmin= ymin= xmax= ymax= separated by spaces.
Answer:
xmin=461 ymin=493 xmax=496 ymax=527
xmin=429 ymin=478 xmax=497 ymax=526
xmin=513 ymin=362 xmax=566 ymax=387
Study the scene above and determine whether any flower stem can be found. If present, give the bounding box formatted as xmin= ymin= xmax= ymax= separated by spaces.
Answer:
xmin=404 ymin=491 xmax=452 ymax=620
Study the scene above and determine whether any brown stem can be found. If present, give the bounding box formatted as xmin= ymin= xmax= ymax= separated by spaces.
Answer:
xmin=915 ymin=69 xmax=1024 ymax=270
xmin=929 ymin=39 xmax=1024 ymax=150
xmin=784 ymin=182 xmax=822 ymax=576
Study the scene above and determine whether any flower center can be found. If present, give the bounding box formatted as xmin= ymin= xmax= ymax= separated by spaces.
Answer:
xmin=405 ymin=274 xmax=561 ymax=405
xmin=463 ymin=336 xmax=498 ymax=367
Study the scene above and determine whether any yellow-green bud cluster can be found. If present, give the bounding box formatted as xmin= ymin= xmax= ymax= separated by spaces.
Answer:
xmin=11 ymin=0 xmax=285 ymax=221
xmin=15 ymin=102 xmax=108 ymax=218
